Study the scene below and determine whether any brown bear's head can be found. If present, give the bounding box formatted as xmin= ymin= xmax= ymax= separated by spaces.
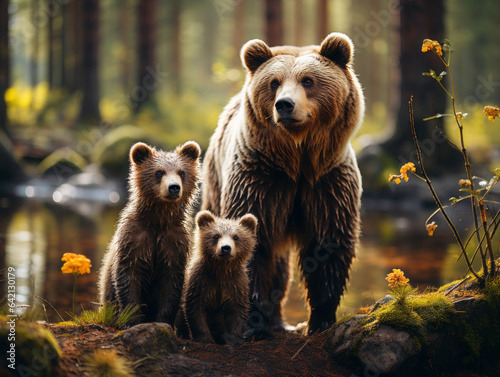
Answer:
xmin=195 ymin=210 xmax=258 ymax=263
xmin=241 ymin=32 xmax=364 ymax=145
xmin=129 ymin=141 xmax=200 ymax=206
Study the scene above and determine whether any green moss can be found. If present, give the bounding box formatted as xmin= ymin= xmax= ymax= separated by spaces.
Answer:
xmin=411 ymin=293 xmax=455 ymax=332
xmin=1 ymin=317 xmax=62 ymax=376
xmin=437 ymin=279 xmax=464 ymax=293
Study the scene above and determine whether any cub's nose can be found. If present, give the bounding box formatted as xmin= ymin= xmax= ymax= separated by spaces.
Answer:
xmin=220 ymin=245 xmax=232 ymax=256
xmin=168 ymin=183 xmax=181 ymax=196
xmin=275 ymin=97 xmax=295 ymax=116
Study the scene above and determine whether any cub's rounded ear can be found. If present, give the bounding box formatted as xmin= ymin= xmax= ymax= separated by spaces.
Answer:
xmin=177 ymin=141 xmax=201 ymax=162
xmin=196 ymin=210 xmax=216 ymax=228
xmin=239 ymin=213 xmax=258 ymax=234
xmin=130 ymin=142 xmax=154 ymax=165
xmin=241 ymin=39 xmax=273 ymax=74
xmin=319 ymin=32 xmax=354 ymax=67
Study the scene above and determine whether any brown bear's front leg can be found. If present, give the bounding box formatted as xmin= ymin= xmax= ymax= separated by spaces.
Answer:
xmin=113 ymin=259 xmax=144 ymax=327
xmin=298 ymin=163 xmax=361 ymax=335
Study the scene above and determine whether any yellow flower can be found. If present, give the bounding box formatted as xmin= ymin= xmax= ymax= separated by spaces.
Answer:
xmin=385 ymin=269 xmax=410 ymax=288
xmin=421 ymin=39 xmax=443 ymax=56
xmin=483 ymin=105 xmax=500 ymax=121
xmin=400 ymin=162 xmax=416 ymax=182
xmin=426 ymin=222 xmax=438 ymax=236
xmin=61 ymin=253 xmax=91 ymax=275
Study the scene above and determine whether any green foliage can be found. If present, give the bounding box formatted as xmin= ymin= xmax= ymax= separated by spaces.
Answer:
xmin=82 ymin=349 xmax=134 ymax=377
xmin=68 ymin=303 xmax=141 ymax=328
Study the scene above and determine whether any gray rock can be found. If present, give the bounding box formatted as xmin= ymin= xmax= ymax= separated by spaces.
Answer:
xmin=371 ymin=294 xmax=395 ymax=312
xmin=453 ymin=297 xmax=477 ymax=312
xmin=118 ymin=322 xmax=178 ymax=355
xmin=329 ymin=315 xmax=367 ymax=355
xmin=357 ymin=325 xmax=418 ymax=374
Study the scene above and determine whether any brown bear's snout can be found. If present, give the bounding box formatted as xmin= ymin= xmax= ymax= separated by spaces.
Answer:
xmin=220 ymin=244 xmax=232 ymax=256
xmin=168 ymin=183 xmax=181 ymax=196
xmin=275 ymin=97 xmax=295 ymax=118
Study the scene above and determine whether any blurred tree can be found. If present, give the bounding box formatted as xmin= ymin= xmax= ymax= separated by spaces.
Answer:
xmin=265 ymin=0 xmax=283 ymax=46
xmin=137 ymin=0 xmax=158 ymax=109
xmin=170 ymin=0 xmax=181 ymax=96
xmin=119 ymin=2 xmax=132 ymax=92
xmin=318 ymin=0 xmax=328 ymax=40
xmin=383 ymin=0 xmax=461 ymax=174
xmin=79 ymin=0 xmax=100 ymax=122
xmin=294 ymin=0 xmax=302 ymax=46
xmin=0 ymin=0 xmax=8 ymax=132
xmin=232 ymin=0 xmax=246 ymax=68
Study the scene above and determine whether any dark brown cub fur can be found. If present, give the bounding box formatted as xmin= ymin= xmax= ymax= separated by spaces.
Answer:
xmin=177 ymin=210 xmax=258 ymax=344
xmin=98 ymin=141 xmax=201 ymax=327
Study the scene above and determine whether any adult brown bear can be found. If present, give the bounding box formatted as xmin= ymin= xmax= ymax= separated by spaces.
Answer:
xmin=202 ymin=33 xmax=364 ymax=337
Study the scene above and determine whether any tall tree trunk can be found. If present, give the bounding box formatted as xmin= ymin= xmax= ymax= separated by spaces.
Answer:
xmin=136 ymin=0 xmax=158 ymax=110
xmin=232 ymin=0 xmax=245 ymax=68
xmin=0 ymin=0 xmax=8 ymax=132
xmin=265 ymin=0 xmax=283 ymax=46
xmin=171 ymin=0 xmax=181 ymax=96
xmin=318 ymin=0 xmax=328 ymax=40
xmin=119 ymin=2 xmax=131 ymax=92
xmin=383 ymin=0 xmax=460 ymax=174
xmin=294 ymin=0 xmax=302 ymax=46
xmin=79 ymin=0 xmax=100 ymax=122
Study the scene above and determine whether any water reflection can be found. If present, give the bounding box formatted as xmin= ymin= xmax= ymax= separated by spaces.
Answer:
xmin=0 ymin=196 xmax=482 ymax=324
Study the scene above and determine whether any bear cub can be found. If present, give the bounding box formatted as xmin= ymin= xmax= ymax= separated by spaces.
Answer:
xmin=98 ymin=141 xmax=201 ymax=327
xmin=178 ymin=210 xmax=258 ymax=344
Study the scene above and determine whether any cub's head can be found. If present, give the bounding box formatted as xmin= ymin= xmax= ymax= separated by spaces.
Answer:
xmin=195 ymin=211 xmax=258 ymax=263
xmin=241 ymin=32 xmax=364 ymax=144
xmin=129 ymin=141 xmax=200 ymax=205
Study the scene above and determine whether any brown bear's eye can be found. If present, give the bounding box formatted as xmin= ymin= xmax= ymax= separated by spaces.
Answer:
xmin=179 ymin=171 xmax=185 ymax=179
xmin=270 ymin=79 xmax=280 ymax=90
xmin=233 ymin=236 xmax=239 ymax=241
xmin=302 ymin=77 xmax=314 ymax=87
xmin=213 ymin=234 xmax=220 ymax=240
xmin=155 ymin=171 xmax=164 ymax=178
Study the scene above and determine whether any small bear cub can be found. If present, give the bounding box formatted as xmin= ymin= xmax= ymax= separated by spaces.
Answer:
xmin=178 ymin=210 xmax=258 ymax=344
xmin=98 ymin=141 xmax=201 ymax=327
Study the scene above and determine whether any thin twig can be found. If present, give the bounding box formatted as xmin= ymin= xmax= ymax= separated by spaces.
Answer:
xmin=408 ymin=97 xmax=480 ymax=280
xmin=291 ymin=338 xmax=311 ymax=360
xmin=35 ymin=295 xmax=65 ymax=323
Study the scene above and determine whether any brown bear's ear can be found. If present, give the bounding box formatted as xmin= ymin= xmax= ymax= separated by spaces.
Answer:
xmin=319 ymin=32 xmax=353 ymax=67
xmin=239 ymin=213 xmax=258 ymax=234
xmin=241 ymin=39 xmax=273 ymax=74
xmin=177 ymin=141 xmax=201 ymax=162
xmin=130 ymin=142 xmax=153 ymax=165
xmin=196 ymin=210 xmax=216 ymax=228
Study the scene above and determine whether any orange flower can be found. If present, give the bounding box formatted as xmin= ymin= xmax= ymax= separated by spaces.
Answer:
xmin=426 ymin=222 xmax=438 ymax=236
xmin=483 ymin=105 xmax=500 ymax=121
xmin=385 ymin=269 xmax=410 ymax=288
xmin=61 ymin=253 xmax=91 ymax=275
xmin=422 ymin=39 xmax=443 ymax=56
xmin=400 ymin=162 xmax=416 ymax=182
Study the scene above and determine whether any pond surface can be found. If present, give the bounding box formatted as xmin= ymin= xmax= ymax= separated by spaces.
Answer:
xmin=0 ymin=190 xmax=484 ymax=325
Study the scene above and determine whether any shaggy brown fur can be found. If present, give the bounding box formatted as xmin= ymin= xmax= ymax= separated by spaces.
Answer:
xmin=99 ymin=141 xmax=201 ymax=327
xmin=177 ymin=211 xmax=258 ymax=344
xmin=202 ymin=33 xmax=364 ymax=336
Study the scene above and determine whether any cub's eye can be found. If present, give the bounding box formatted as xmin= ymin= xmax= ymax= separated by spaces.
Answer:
xmin=155 ymin=171 xmax=164 ymax=178
xmin=302 ymin=77 xmax=314 ymax=87
xmin=213 ymin=234 xmax=220 ymax=240
xmin=179 ymin=171 xmax=185 ymax=179
xmin=233 ymin=236 xmax=239 ymax=241
xmin=270 ymin=79 xmax=280 ymax=90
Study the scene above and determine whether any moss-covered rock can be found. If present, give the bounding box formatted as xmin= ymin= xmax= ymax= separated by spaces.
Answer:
xmin=0 ymin=316 xmax=61 ymax=377
xmin=117 ymin=322 xmax=178 ymax=357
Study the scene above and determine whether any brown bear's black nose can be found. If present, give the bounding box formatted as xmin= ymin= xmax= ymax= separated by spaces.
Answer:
xmin=221 ymin=245 xmax=231 ymax=255
xmin=168 ymin=183 xmax=181 ymax=196
xmin=275 ymin=97 xmax=295 ymax=116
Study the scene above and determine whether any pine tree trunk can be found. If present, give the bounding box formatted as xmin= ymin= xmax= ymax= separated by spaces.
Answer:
xmin=265 ymin=0 xmax=283 ymax=46
xmin=79 ymin=0 xmax=100 ymax=122
xmin=0 ymin=0 xmax=8 ymax=132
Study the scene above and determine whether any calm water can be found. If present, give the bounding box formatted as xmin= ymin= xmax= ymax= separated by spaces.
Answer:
xmin=0 ymin=191 xmax=483 ymax=324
